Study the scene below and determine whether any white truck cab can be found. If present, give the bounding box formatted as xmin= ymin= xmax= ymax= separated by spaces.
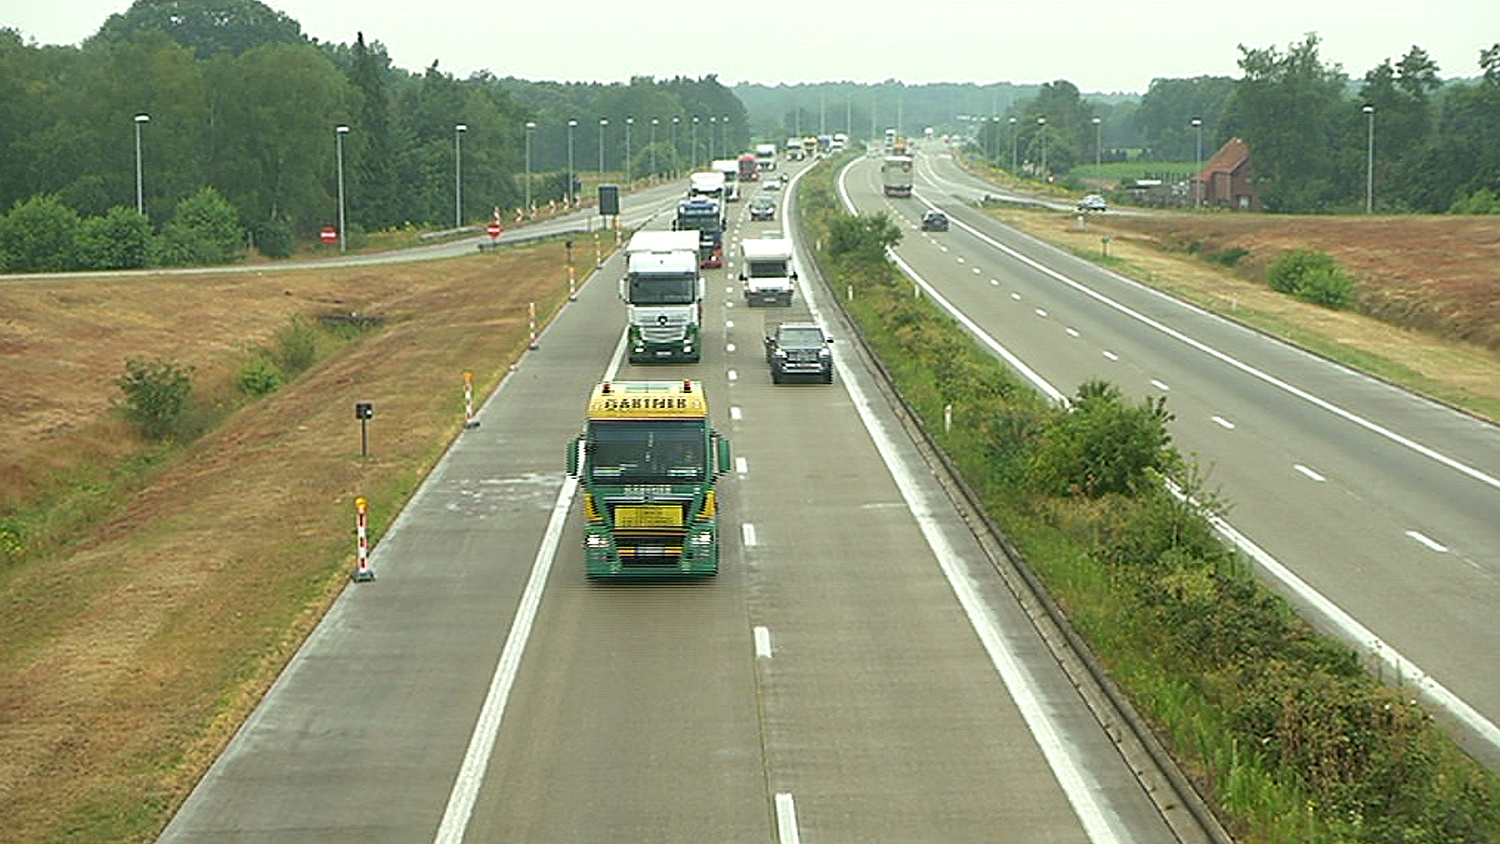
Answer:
xmin=739 ymin=237 xmax=797 ymax=307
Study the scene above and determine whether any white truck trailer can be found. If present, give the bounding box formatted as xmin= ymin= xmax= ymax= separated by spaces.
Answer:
xmin=881 ymin=155 xmax=914 ymax=197
xmin=622 ymin=230 xmax=705 ymax=363
xmin=739 ymin=236 xmax=797 ymax=307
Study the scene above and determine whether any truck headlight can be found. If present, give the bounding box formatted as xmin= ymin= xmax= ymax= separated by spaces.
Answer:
xmin=691 ymin=531 xmax=713 ymax=547
xmin=585 ymin=534 xmax=610 ymax=549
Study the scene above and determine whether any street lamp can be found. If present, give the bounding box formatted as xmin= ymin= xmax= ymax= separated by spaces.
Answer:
xmin=671 ymin=116 xmax=680 ymax=175
xmin=1009 ymin=116 xmax=1018 ymax=174
xmin=598 ymin=117 xmax=608 ymax=177
xmin=708 ymin=116 xmax=716 ymax=161
xmin=624 ymin=117 xmax=633 ymax=184
xmin=650 ymin=117 xmax=659 ymax=179
xmin=133 ymin=113 xmax=150 ymax=216
xmin=691 ymin=116 xmax=699 ymax=167
xmin=1363 ymin=104 xmax=1375 ymax=214
xmin=567 ymin=118 xmax=577 ymax=205
xmin=1092 ymin=116 xmax=1102 ymax=169
xmin=1190 ymin=117 xmax=1203 ymax=209
xmin=524 ymin=121 xmax=535 ymax=212
xmin=721 ymin=115 xmax=729 ymax=159
xmin=335 ymin=124 xmax=349 ymax=252
xmin=454 ymin=123 xmax=467 ymax=229
xmin=1036 ymin=116 xmax=1047 ymax=179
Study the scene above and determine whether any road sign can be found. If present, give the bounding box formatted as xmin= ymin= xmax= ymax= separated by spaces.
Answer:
xmin=486 ymin=222 xmax=502 ymax=241
xmin=320 ymin=226 xmax=337 ymax=244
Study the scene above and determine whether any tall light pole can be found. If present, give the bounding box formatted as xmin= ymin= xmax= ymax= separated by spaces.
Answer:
xmin=671 ymin=116 xmax=680 ymax=175
xmin=133 ymin=113 xmax=150 ymax=216
xmin=454 ymin=123 xmax=467 ymax=229
xmin=598 ymin=117 xmax=608 ymax=178
xmin=1191 ymin=117 xmax=1203 ymax=209
xmin=1009 ymin=116 xmax=1018 ymax=174
xmin=567 ymin=118 xmax=577 ymax=205
xmin=335 ymin=124 xmax=349 ymax=252
xmin=691 ymin=116 xmax=699 ymax=167
xmin=1092 ymin=116 xmax=1102 ymax=169
xmin=708 ymin=116 xmax=716 ymax=161
xmin=524 ymin=121 xmax=535 ymax=211
xmin=650 ymin=118 xmax=659 ymax=179
xmin=1038 ymin=116 xmax=1050 ymax=179
xmin=624 ymin=117 xmax=633 ymax=184
xmin=722 ymin=115 xmax=729 ymax=157
xmin=1363 ymin=104 xmax=1375 ymax=214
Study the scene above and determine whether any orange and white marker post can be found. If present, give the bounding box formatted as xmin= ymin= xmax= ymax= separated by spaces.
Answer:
xmin=567 ymin=263 xmax=577 ymax=301
xmin=528 ymin=302 xmax=539 ymax=350
xmin=463 ymin=371 xmax=480 ymax=429
xmin=352 ymin=497 xmax=375 ymax=582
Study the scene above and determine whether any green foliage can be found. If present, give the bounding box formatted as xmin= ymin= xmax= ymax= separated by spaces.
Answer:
xmin=76 ymin=206 xmax=154 ymax=269
xmin=274 ymin=318 xmax=319 ymax=375
xmin=249 ymin=218 xmax=295 ymax=258
xmin=116 ymin=358 xmax=195 ymax=441
xmin=156 ymin=186 xmax=242 ymax=266
xmin=1203 ymin=246 xmax=1250 ymax=267
xmin=1029 ymin=380 xmax=1176 ymax=498
xmin=1268 ymin=249 xmax=1356 ymax=309
xmin=1449 ymin=187 xmax=1500 ymax=214
xmin=0 ymin=194 xmax=82 ymax=272
xmin=236 ymin=358 xmax=283 ymax=397
xmin=93 ymin=0 xmax=306 ymax=59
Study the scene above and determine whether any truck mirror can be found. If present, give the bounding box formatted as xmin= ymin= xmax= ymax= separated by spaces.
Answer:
xmin=716 ymin=436 xmax=733 ymax=475
xmin=566 ymin=436 xmax=582 ymax=476
xmin=790 ymin=270 xmax=798 ymax=280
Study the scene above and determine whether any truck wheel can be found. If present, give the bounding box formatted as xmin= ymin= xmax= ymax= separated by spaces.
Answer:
xmin=822 ymin=370 xmax=834 ymax=384
xmin=771 ymin=370 xmax=782 ymax=384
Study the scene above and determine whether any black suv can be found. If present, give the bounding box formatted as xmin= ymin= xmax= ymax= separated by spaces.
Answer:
xmin=920 ymin=210 xmax=949 ymax=231
xmin=764 ymin=322 xmax=834 ymax=384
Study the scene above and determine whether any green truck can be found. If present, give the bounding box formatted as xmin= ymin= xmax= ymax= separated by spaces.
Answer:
xmin=567 ymin=380 xmax=732 ymax=579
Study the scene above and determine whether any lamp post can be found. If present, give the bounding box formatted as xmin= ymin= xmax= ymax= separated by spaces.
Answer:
xmin=625 ymin=117 xmax=633 ymax=184
xmin=567 ymin=118 xmax=577 ymax=205
xmin=671 ymin=116 xmax=680 ymax=175
xmin=1191 ymin=117 xmax=1203 ymax=209
xmin=1038 ymin=116 xmax=1050 ymax=179
xmin=722 ymin=115 xmax=729 ymax=159
xmin=598 ymin=117 xmax=608 ymax=177
xmin=1092 ymin=116 xmax=1102 ymax=169
xmin=133 ymin=113 xmax=150 ymax=216
xmin=454 ymin=123 xmax=466 ymax=229
xmin=1363 ymin=104 xmax=1375 ymax=214
xmin=524 ymin=121 xmax=535 ymax=212
xmin=708 ymin=116 xmax=716 ymax=161
xmin=691 ymin=116 xmax=699 ymax=167
xmin=650 ymin=117 xmax=659 ymax=179
xmin=1009 ymin=117 xmax=1017 ymax=174
xmin=335 ymin=124 xmax=349 ymax=252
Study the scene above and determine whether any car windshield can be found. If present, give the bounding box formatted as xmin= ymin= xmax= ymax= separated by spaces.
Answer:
xmin=586 ymin=419 xmax=706 ymax=484
xmin=779 ymin=327 xmax=826 ymax=347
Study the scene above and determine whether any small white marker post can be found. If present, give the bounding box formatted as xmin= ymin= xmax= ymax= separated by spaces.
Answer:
xmin=352 ymin=497 xmax=375 ymax=582
xmin=528 ymin=302 xmax=539 ymax=350
xmin=463 ymin=372 xmax=480 ymax=429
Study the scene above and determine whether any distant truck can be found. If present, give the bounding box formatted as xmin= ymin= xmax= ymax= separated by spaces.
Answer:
xmin=673 ymin=196 xmax=725 ymax=268
xmin=755 ymin=143 xmax=778 ymax=171
xmin=881 ymin=155 xmax=914 ymax=197
xmin=784 ymin=138 xmax=805 ymax=161
xmin=622 ymin=230 xmax=704 ymax=363
xmin=689 ymin=170 xmax=726 ymax=203
xmin=566 ymin=380 xmax=732 ymax=579
xmin=738 ymin=153 xmax=759 ymax=182
xmin=739 ymin=237 xmax=796 ymax=307
xmin=802 ymin=136 xmax=818 ymax=158
xmin=710 ymin=160 xmax=740 ymax=201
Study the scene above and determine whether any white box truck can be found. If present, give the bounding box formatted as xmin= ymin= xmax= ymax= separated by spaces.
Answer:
xmin=622 ymin=230 xmax=705 ymax=362
xmin=739 ymin=237 xmax=797 ymax=307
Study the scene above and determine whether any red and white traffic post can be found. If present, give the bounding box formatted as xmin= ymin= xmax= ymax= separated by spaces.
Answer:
xmin=528 ymin=302 xmax=539 ymax=350
xmin=352 ymin=497 xmax=374 ymax=582
xmin=463 ymin=371 xmax=480 ymax=429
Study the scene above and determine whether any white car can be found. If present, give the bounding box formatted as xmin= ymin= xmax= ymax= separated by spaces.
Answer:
xmin=1078 ymin=194 xmax=1108 ymax=212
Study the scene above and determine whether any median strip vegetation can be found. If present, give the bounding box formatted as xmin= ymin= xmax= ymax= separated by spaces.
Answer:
xmin=796 ymin=162 xmax=1500 ymax=843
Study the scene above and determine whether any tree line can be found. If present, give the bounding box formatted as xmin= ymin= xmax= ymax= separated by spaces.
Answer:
xmin=0 ymin=0 xmax=748 ymax=271
xmin=971 ymin=34 xmax=1500 ymax=213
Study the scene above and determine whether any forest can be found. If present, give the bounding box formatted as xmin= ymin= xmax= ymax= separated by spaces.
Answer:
xmin=2 ymin=1 xmax=1497 ymax=272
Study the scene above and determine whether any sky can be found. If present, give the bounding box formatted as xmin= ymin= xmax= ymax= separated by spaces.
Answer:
xmin=4 ymin=0 xmax=1498 ymax=93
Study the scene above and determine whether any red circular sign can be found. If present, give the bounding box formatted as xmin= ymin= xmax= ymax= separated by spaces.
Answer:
xmin=320 ymin=227 xmax=337 ymax=244
xmin=486 ymin=222 xmax=502 ymax=239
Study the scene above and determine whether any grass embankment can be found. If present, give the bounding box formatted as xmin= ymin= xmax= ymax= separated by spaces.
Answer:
xmin=797 ymin=161 xmax=1500 ymax=843
xmin=0 ymin=241 xmax=572 ymax=842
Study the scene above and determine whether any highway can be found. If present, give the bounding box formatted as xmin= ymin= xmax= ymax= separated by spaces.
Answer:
xmin=156 ymin=156 xmax=1205 ymax=843
xmin=853 ymin=143 xmax=1500 ymax=768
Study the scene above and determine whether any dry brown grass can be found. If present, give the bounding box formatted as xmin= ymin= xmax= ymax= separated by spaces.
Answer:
xmin=989 ymin=207 xmax=1500 ymax=421
xmin=0 ymin=243 xmax=571 ymax=842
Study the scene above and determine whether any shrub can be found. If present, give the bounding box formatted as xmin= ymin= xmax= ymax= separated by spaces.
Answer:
xmin=236 ymin=358 xmax=283 ymax=397
xmin=1204 ymin=246 xmax=1250 ymax=267
xmin=250 ymin=218 xmax=295 ymax=258
xmin=1268 ymin=249 xmax=1355 ymax=309
xmin=1448 ymin=188 xmax=1500 ymax=215
xmin=1028 ymin=380 xmax=1176 ymax=498
xmin=116 ymin=357 xmax=194 ymax=441
xmin=274 ymin=318 xmax=318 ymax=375
xmin=155 ymin=186 xmax=242 ymax=266
xmin=0 ymin=194 xmax=83 ymax=272
xmin=76 ymin=206 xmax=154 ymax=270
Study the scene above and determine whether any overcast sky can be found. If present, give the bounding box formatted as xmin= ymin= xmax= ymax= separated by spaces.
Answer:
xmin=5 ymin=1 xmax=1497 ymax=93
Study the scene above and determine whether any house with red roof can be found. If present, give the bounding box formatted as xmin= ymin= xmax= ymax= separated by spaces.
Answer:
xmin=1194 ymin=137 xmax=1259 ymax=210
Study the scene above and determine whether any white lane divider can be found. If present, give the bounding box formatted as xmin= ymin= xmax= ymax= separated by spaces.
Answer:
xmin=1211 ymin=415 xmax=1237 ymax=430
xmin=754 ymin=625 xmax=773 ymax=658
xmin=775 ymin=792 xmax=801 ymax=844
xmin=1294 ymin=464 xmax=1326 ymax=482
xmin=742 ymin=523 xmax=758 ymax=547
xmin=1406 ymin=530 xmax=1449 ymax=553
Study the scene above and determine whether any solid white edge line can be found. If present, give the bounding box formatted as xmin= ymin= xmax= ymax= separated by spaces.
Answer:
xmin=432 ymin=330 xmax=630 ymax=844
xmin=775 ymin=792 xmax=801 ymax=844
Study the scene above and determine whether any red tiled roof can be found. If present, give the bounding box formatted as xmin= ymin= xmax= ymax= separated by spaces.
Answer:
xmin=1198 ymin=137 xmax=1250 ymax=180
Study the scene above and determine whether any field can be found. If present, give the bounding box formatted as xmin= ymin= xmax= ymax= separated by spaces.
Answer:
xmin=1 ymin=203 xmax=1498 ymax=841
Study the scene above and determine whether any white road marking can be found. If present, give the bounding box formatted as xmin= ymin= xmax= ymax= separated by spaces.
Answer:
xmin=1010 ymin=292 xmax=1022 ymax=301
xmin=1066 ymin=328 xmax=1080 ymax=338
xmin=727 ymin=342 xmax=737 ymax=354
xmin=725 ymin=319 xmax=735 ymax=329
xmin=741 ymin=523 xmax=758 ymax=547
xmin=1035 ymin=308 xmax=1048 ymax=318
xmin=1150 ymin=379 xmax=1170 ymax=391
xmin=728 ymin=369 xmax=738 ymax=382
xmin=775 ymin=793 xmax=801 ymax=844
xmin=1211 ymin=416 xmax=1236 ymax=430
xmin=730 ymin=405 xmax=742 ymax=421
xmin=1102 ymin=350 xmax=1119 ymax=361
xmin=754 ymin=625 xmax=773 ymax=658
xmin=1294 ymin=464 xmax=1326 ymax=482
xmin=990 ymin=278 xmax=999 ymax=286
xmin=735 ymin=456 xmax=748 ymax=474
xmin=1407 ymin=530 xmax=1449 ymax=553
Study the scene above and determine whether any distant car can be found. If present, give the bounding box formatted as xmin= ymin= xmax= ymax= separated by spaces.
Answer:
xmin=764 ymin=322 xmax=834 ymax=384
xmin=763 ymin=176 xmax=783 ymax=191
xmin=920 ymin=210 xmax=949 ymax=232
xmin=748 ymin=195 xmax=776 ymax=221
xmin=1078 ymin=194 xmax=1108 ymax=212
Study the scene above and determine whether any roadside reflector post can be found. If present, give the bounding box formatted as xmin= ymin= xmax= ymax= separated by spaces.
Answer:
xmin=352 ymin=497 xmax=375 ymax=582
xmin=594 ymin=230 xmax=602 ymax=269
xmin=568 ymin=264 xmax=577 ymax=301
xmin=463 ymin=372 xmax=480 ymax=429
xmin=354 ymin=401 xmax=374 ymax=458
xmin=528 ymin=302 xmax=539 ymax=350
xmin=944 ymin=403 xmax=953 ymax=434
xmin=1101 ymin=234 xmax=1111 ymax=257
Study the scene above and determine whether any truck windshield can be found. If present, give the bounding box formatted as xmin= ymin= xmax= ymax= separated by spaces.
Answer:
xmin=587 ymin=420 xmax=707 ymax=484
xmin=747 ymin=259 xmax=788 ymax=277
xmin=677 ymin=212 xmax=721 ymax=233
xmin=628 ymin=272 xmax=698 ymax=304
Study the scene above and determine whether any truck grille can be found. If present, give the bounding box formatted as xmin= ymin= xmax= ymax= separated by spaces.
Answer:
xmin=642 ymin=324 xmax=687 ymax=343
xmin=615 ymin=528 xmax=687 ymax=567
